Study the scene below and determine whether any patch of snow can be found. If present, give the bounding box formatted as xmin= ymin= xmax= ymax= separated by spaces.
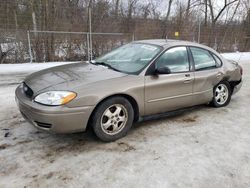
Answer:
xmin=0 ymin=61 xmax=81 ymax=75
xmin=221 ymin=52 xmax=250 ymax=62
xmin=0 ymin=43 xmax=15 ymax=52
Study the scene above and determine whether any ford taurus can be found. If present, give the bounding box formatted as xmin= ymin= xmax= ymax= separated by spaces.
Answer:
xmin=15 ymin=39 xmax=242 ymax=141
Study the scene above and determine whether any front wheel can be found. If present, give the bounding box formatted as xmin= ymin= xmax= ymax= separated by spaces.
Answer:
xmin=91 ymin=97 xmax=134 ymax=142
xmin=211 ymin=81 xmax=232 ymax=107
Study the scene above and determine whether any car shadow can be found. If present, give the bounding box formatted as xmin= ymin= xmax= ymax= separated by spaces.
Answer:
xmin=131 ymin=104 xmax=209 ymax=131
xmin=29 ymin=104 xmax=209 ymax=145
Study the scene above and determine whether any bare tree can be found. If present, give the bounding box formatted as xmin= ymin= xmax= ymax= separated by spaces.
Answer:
xmin=185 ymin=0 xmax=192 ymax=20
xmin=204 ymin=0 xmax=208 ymax=25
xmin=207 ymin=0 xmax=239 ymax=46
xmin=218 ymin=0 xmax=241 ymax=50
xmin=208 ymin=0 xmax=239 ymax=25
xmin=162 ymin=0 xmax=174 ymax=38
xmin=114 ymin=0 xmax=120 ymax=17
xmin=1 ymin=0 xmax=250 ymax=63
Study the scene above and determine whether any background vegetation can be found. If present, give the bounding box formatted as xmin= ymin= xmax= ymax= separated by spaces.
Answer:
xmin=0 ymin=0 xmax=249 ymax=63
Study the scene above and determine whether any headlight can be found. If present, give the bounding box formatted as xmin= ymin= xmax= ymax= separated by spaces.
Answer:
xmin=34 ymin=91 xmax=77 ymax=106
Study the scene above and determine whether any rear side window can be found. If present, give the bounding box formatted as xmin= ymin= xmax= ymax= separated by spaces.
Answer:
xmin=190 ymin=47 xmax=216 ymax=71
xmin=212 ymin=54 xmax=222 ymax=67
xmin=155 ymin=47 xmax=190 ymax=73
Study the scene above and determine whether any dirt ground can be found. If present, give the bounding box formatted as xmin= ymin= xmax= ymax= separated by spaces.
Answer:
xmin=1 ymin=61 xmax=250 ymax=188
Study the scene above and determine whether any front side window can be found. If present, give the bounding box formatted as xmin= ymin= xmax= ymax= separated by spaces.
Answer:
xmin=190 ymin=47 xmax=217 ymax=71
xmin=94 ymin=43 xmax=161 ymax=74
xmin=155 ymin=47 xmax=190 ymax=73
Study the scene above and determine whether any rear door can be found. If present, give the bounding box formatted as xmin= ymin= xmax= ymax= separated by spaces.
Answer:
xmin=189 ymin=47 xmax=223 ymax=105
xmin=144 ymin=46 xmax=194 ymax=115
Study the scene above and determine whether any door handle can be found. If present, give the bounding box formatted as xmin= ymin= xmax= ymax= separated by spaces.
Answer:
xmin=183 ymin=73 xmax=192 ymax=83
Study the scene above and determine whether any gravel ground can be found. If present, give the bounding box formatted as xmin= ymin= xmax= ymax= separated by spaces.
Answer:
xmin=0 ymin=61 xmax=250 ymax=188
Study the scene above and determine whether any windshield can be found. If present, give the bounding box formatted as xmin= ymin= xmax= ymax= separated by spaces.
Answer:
xmin=94 ymin=43 xmax=162 ymax=74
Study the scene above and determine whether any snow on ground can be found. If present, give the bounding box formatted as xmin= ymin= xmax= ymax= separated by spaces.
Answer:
xmin=0 ymin=61 xmax=79 ymax=75
xmin=221 ymin=52 xmax=250 ymax=62
xmin=0 ymin=53 xmax=250 ymax=187
xmin=0 ymin=61 xmax=80 ymax=87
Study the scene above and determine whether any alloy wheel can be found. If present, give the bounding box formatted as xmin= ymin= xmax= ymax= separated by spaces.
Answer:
xmin=215 ymin=84 xmax=229 ymax=105
xmin=101 ymin=104 xmax=128 ymax=135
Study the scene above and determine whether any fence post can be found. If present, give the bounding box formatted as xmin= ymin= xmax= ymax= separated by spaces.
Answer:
xmin=132 ymin=33 xmax=135 ymax=41
xmin=88 ymin=7 xmax=93 ymax=61
xmin=27 ymin=30 xmax=33 ymax=63
xmin=87 ymin=33 xmax=90 ymax=61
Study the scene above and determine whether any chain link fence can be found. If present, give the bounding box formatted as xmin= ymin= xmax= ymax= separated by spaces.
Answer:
xmin=27 ymin=30 xmax=133 ymax=63
xmin=0 ymin=24 xmax=248 ymax=64
xmin=0 ymin=1 xmax=249 ymax=64
xmin=0 ymin=29 xmax=133 ymax=63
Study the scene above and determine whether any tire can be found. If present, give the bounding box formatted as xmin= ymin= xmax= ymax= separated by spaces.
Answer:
xmin=91 ymin=96 xmax=134 ymax=142
xmin=211 ymin=81 xmax=232 ymax=107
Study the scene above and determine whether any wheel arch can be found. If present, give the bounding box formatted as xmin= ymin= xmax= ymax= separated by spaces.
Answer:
xmin=219 ymin=77 xmax=239 ymax=94
xmin=86 ymin=93 xmax=140 ymax=131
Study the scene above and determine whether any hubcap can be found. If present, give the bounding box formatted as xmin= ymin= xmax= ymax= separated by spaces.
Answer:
xmin=215 ymin=84 xmax=229 ymax=105
xmin=101 ymin=104 xmax=128 ymax=135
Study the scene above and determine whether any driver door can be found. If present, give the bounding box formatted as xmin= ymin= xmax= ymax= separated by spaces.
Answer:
xmin=144 ymin=46 xmax=194 ymax=115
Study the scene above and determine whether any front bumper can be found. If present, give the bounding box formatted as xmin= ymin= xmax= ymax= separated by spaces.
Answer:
xmin=15 ymin=85 xmax=94 ymax=133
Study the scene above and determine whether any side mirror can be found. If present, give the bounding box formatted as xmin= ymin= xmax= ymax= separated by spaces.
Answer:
xmin=155 ymin=67 xmax=171 ymax=75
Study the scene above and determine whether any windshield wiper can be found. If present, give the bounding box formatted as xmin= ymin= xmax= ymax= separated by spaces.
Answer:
xmin=91 ymin=61 xmax=121 ymax=73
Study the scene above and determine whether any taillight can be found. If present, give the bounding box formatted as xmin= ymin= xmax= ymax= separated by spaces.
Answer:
xmin=239 ymin=65 xmax=243 ymax=75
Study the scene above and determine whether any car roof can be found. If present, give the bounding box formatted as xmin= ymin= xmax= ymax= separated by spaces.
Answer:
xmin=135 ymin=39 xmax=204 ymax=47
xmin=135 ymin=39 xmax=180 ymax=46
xmin=134 ymin=39 xmax=221 ymax=57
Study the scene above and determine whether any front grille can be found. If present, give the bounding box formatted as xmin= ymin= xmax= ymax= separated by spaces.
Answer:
xmin=23 ymin=82 xmax=33 ymax=98
xmin=34 ymin=121 xmax=52 ymax=129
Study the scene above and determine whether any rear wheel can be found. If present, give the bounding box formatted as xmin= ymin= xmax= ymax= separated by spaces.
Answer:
xmin=212 ymin=81 xmax=231 ymax=107
xmin=91 ymin=97 xmax=134 ymax=142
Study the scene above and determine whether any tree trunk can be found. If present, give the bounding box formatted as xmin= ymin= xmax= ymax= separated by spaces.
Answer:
xmin=162 ymin=0 xmax=174 ymax=38
xmin=114 ymin=0 xmax=120 ymax=17
xmin=204 ymin=0 xmax=208 ymax=26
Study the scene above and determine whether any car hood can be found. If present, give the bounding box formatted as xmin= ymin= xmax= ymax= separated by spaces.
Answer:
xmin=24 ymin=62 xmax=128 ymax=94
